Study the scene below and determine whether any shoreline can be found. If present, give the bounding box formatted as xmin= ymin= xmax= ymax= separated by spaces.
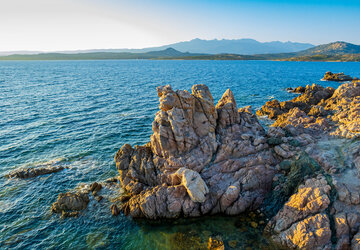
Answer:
xmin=3 ymin=70 xmax=359 ymax=249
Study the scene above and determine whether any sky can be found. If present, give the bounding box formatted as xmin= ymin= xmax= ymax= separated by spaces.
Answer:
xmin=0 ymin=0 xmax=359 ymax=51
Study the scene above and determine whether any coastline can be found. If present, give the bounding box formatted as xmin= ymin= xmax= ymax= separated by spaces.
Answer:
xmin=44 ymin=76 xmax=359 ymax=249
xmin=2 ymin=63 xmax=359 ymax=249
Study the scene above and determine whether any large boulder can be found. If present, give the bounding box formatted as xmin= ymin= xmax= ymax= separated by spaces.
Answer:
xmin=115 ymin=84 xmax=277 ymax=219
xmin=51 ymin=192 xmax=90 ymax=217
xmin=172 ymin=167 xmax=209 ymax=203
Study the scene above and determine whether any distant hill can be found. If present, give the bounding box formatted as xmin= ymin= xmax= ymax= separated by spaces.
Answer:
xmin=0 ymin=48 xmax=204 ymax=60
xmin=278 ymin=54 xmax=360 ymax=62
xmin=296 ymin=41 xmax=360 ymax=56
xmin=136 ymin=38 xmax=314 ymax=55
xmin=1 ymin=41 xmax=359 ymax=62
xmin=0 ymin=38 xmax=314 ymax=56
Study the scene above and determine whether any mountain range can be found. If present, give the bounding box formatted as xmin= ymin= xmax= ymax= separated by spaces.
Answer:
xmin=0 ymin=41 xmax=359 ymax=61
xmin=0 ymin=38 xmax=314 ymax=56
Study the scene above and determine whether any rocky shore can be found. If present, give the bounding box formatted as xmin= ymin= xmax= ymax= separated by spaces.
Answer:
xmin=112 ymin=79 xmax=360 ymax=249
xmin=47 ymin=78 xmax=360 ymax=249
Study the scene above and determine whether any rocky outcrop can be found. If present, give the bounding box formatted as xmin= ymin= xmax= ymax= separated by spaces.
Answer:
xmin=323 ymin=81 xmax=360 ymax=138
xmin=256 ymin=83 xmax=334 ymax=119
xmin=322 ymin=71 xmax=354 ymax=82
xmin=51 ymin=192 xmax=90 ymax=217
xmin=6 ymin=165 xmax=65 ymax=179
xmin=256 ymin=80 xmax=360 ymax=249
xmin=115 ymin=84 xmax=276 ymax=219
xmin=110 ymin=81 xmax=360 ymax=249
xmin=258 ymin=82 xmax=360 ymax=138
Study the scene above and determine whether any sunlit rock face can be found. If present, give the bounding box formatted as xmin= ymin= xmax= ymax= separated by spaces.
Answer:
xmin=115 ymin=84 xmax=276 ymax=219
xmin=255 ymin=81 xmax=360 ymax=249
xmin=267 ymin=175 xmax=332 ymax=249
xmin=256 ymin=83 xmax=334 ymax=120
xmin=258 ymin=81 xmax=360 ymax=138
xmin=322 ymin=71 xmax=354 ymax=82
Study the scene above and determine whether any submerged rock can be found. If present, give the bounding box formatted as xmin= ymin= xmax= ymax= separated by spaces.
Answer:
xmin=322 ymin=71 xmax=354 ymax=82
xmin=208 ymin=236 xmax=225 ymax=250
xmin=6 ymin=165 xmax=65 ymax=179
xmin=110 ymin=204 xmax=120 ymax=216
xmin=115 ymin=84 xmax=276 ymax=219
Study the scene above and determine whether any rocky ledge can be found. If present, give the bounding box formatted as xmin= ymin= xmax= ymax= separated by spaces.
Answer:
xmin=322 ymin=71 xmax=355 ymax=82
xmin=112 ymin=80 xmax=360 ymax=249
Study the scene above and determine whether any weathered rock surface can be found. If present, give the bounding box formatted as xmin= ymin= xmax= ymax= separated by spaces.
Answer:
xmin=172 ymin=167 xmax=209 ymax=202
xmin=353 ymin=232 xmax=360 ymax=249
xmin=322 ymin=71 xmax=354 ymax=82
xmin=6 ymin=165 xmax=65 ymax=179
xmin=258 ymin=82 xmax=360 ymax=138
xmin=270 ymin=175 xmax=331 ymax=233
xmin=115 ymin=84 xmax=276 ymax=219
xmin=267 ymin=175 xmax=333 ymax=249
xmin=256 ymin=83 xmax=334 ymax=119
xmin=51 ymin=192 xmax=90 ymax=217
xmin=275 ymin=213 xmax=332 ymax=249
xmin=257 ymin=80 xmax=360 ymax=249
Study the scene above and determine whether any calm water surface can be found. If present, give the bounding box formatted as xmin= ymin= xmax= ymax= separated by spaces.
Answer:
xmin=1 ymin=60 xmax=359 ymax=249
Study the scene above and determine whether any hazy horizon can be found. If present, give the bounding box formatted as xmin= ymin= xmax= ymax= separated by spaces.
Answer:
xmin=0 ymin=0 xmax=359 ymax=51
xmin=0 ymin=38 xmax=318 ymax=53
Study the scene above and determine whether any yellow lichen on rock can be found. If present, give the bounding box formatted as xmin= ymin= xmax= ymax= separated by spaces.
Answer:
xmin=284 ymin=213 xmax=331 ymax=249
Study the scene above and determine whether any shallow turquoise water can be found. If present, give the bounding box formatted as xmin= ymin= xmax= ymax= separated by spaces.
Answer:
xmin=0 ymin=60 xmax=359 ymax=249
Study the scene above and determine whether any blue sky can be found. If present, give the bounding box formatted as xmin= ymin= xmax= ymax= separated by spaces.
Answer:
xmin=0 ymin=0 xmax=359 ymax=51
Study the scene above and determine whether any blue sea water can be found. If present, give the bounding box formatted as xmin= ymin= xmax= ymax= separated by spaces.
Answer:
xmin=0 ymin=60 xmax=359 ymax=249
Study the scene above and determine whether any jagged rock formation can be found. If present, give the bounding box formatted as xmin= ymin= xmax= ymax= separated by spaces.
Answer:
xmin=115 ymin=84 xmax=276 ymax=219
xmin=322 ymin=71 xmax=354 ymax=82
xmin=258 ymin=82 xmax=360 ymax=138
xmin=257 ymin=83 xmax=334 ymax=119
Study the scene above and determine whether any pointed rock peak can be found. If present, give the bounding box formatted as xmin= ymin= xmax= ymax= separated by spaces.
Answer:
xmin=216 ymin=89 xmax=237 ymax=109
xmin=191 ymin=84 xmax=214 ymax=103
xmin=157 ymin=85 xmax=180 ymax=112
xmin=156 ymin=85 xmax=173 ymax=97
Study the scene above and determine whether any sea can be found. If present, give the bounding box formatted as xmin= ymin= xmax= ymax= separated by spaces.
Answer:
xmin=1 ymin=60 xmax=359 ymax=249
